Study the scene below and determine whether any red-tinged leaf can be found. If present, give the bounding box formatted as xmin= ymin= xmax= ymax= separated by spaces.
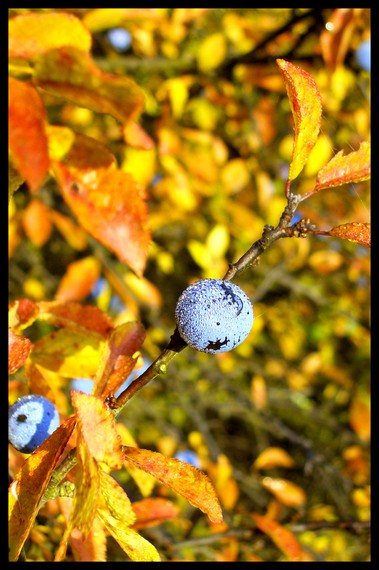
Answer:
xmin=276 ymin=59 xmax=322 ymax=181
xmin=252 ymin=513 xmax=309 ymax=561
xmin=54 ymin=162 xmax=150 ymax=276
xmin=66 ymin=514 xmax=107 ymax=562
xmin=314 ymin=142 xmax=371 ymax=191
xmin=93 ymin=321 xmax=146 ymax=399
xmin=71 ymin=391 xmax=124 ymax=470
xmin=53 ymin=129 xmax=117 ymax=172
xmin=9 ymin=12 xmax=92 ymax=58
xmin=9 ymin=298 xmax=40 ymax=331
xmin=320 ymin=9 xmax=357 ymax=70
xmin=34 ymin=46 xmax=145 ymax=130
xmin=122 ymin=446 xmax=223 ymax=524
xmin=132 ymin=498 xmax=180 ymax=530
xmin=71 ymin=439 xmax=100 ymax=535
xmin=22 ymin=198 xmax=52 ymax=246
xmin=8 ymin=328 xmax=31 ymax=374
xmin=55 ymin=256 xmax=102 ymax=302
xmin=37 ymin=300 xmax=113 ymax=337
xmin=9 ymin=78 xmax=50 ymax=193
xmin=8 ymin=416 xmax=76 ymax=561
xmin=329 ymin=222 xmax=371 ymax=248
xmin=98 ymin=469 xmax=136 ymax=527
xmin=123 ymin=121 xmax=155 ymax=150
xmin=97 ymin=509 xmax=160 ymax=562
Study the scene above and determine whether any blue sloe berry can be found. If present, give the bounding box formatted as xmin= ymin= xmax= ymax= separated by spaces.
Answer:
xmin=8 ymin=394 xmax=60 ymax=453
xmin=175 ymin=279 xmax=254 ymax=354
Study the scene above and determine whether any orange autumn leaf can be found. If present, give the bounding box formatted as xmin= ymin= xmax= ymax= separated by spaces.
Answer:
xmin=314 ymin=142 xmax=371 ymax=191
xmin=329 ymin=222 xmax=371 ymax=248
xmin=122 ymin=446 xmax=223 ymax=524
xmin=320 ymin=9 xmax=359 ymax=71
xmin=71 ymin=391 xmax=124 ymax=470
xmin=8 ymin=416 xmax=77 ymax=561
xmin=9 ymin=78 xmax=50 ymax=193
xmin=55 ymin=256 xmax=102 ymax=302
xmin=252 ymin=513 xmax=310 ymax=561
xmin=261 ymin=477 xmax=306 ymax=507
xmin=34 ymin=46 xmax=144 ymax=133
xmin=276 ymin=59 xmax=322 ymax=181
xmin=22 ymin=199 xmax=52 ymax=246
xmin=131 ymin=498 xmax=180 ymax=530
xmin=8 ymin=328 xmax=31 ymax=374
xmin=48 ymin=209 xmax=88 ymax=251
xmin=9 ymin=12 xmax=92 ymax=58
xmin=65 ymin=513 xmax=107 ymax=562
xmin=93 ymin=321 xmax=146 ymax=399
xmin=349 ymin=390 xmax=370 ymax=442
xmin=37 ymin=300 xmax=113 ymax=337
xmin=53 ymin=163 xmax=150 ymax=276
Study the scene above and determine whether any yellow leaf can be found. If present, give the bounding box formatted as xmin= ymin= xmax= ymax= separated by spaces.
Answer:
xmin=253 ymin=447 xmax=295 ymax=470
xmin=71 ymin=439 xmax=100 ymax=535
xmin=261 ymin=477 xmax=306 ymax=507
xmin=276 ymin=59 xmax=322 ymax=181
xmin=304 ymin=134 xmax=333 ymax=178
xmin=98 ymin=469 xmax=136 ymax=527
xmin=123 ymin=446 xmax=223 ymax=524
xmin=197 ymin=33 xmax=227 ymax=72
xmin=221 ymin=159 xmax=250 ymax=194
xmin=72 ymin=392 xmax=124 ymax=470
xmin=97 ymin=509 xmax=160 ymax=561
xmin=165 ymin=77 xmax=190 ymax=119
xmin=9 ymin=12 xmax=92 ymax=58
xmin=31 ymin=328 xmax=104 ymax=378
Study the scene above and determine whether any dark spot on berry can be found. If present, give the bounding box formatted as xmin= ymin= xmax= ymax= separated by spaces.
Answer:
xmin=205 ymin=337 xmax=229 ymax=351
xmin=17 ymin=414 xmax=27 ymax=423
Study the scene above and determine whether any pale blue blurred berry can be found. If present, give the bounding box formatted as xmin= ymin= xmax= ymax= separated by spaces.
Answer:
xmin=107 ymin=28 xmax=132 ymax=52
xmin=175 ymin=279 xmax=254 ymax=353
xmin=8 ymin=395 xmax=60 ymax=453
xmin=355 ymin=39 xmax=370 ymax=71
xmin=175 ymin=450 xmax=201 ymax=469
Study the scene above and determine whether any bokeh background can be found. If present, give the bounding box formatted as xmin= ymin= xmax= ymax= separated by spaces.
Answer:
xmin=9 ymin=8 xmax=370 ymax=562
